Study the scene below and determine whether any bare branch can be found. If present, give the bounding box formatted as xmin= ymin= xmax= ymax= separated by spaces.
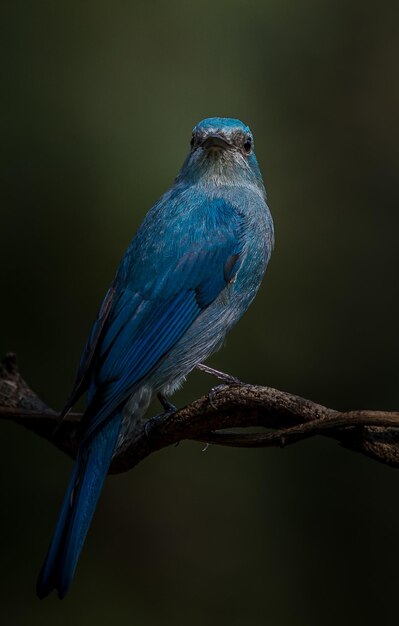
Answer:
xmin=2 ymin=352 xmax=399 ymax=473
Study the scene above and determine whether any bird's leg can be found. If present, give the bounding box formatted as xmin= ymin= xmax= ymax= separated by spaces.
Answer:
xmin=145 ymin=393 xmax=177 ymax=438
xmin=196 ymin=363 xmax=244 ymax=385
xmin=157 ymin=392 xmax=177 ymax=414
xmin=196 ymin=363 xmax=246 ymax=410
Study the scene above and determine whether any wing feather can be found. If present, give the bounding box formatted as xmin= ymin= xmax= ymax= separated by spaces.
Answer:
xmin=66 ymin=197 xmax=246 ymax=437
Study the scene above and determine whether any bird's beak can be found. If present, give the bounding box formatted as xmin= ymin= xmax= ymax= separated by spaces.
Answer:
xmin=201 ymin=134 xmax=231 ymax=150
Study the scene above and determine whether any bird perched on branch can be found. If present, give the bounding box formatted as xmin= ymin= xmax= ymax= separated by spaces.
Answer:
xmin=37 ymin=117 xmax=274 ymax=598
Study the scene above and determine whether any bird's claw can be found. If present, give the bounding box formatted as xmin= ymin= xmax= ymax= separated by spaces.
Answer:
xmin=203 ymin=366 xmax=246 ymax=410
xmin=145 ymin=406 xmax=177 ymax=439
xmin=208 ymin=383 xmax=231 ymax=409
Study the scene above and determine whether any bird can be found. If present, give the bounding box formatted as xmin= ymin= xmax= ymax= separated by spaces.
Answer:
xmin=36 ymin=117 xmax=274 ymax=599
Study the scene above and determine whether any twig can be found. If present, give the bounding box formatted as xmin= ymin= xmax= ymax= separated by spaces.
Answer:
xmin=2 ymin=352 xmax=399 ymax=473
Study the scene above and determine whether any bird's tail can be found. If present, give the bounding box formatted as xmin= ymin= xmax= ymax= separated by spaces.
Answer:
xmin=36 ymin=412 xmax=122 ymax=599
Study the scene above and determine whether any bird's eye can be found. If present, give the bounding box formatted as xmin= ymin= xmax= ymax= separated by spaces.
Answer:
xmin=243 ymin=138 xmax=252 ymax=154
xmin=190 ymin=135 xmax=195 ymax=148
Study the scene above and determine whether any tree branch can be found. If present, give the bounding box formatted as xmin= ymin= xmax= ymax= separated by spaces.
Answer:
xmin=2 ymin=352 xmax=399 ymax=473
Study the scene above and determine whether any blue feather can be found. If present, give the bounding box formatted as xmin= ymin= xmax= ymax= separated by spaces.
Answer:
xmin=81 ymin=215 xmax=245 ymax=437
xmin=37 ymin=412 xmax=122 ymax=599
xmin=38 ymin=117 xmax=274 ymax=598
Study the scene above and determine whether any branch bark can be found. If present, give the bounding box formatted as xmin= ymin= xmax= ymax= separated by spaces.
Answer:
xmin=2 ymin=352 xmax=399 ymax=473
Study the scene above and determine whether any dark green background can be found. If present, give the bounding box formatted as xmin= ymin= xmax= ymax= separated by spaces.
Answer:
xmin=1 ymin=1 xmax=399 ymax=624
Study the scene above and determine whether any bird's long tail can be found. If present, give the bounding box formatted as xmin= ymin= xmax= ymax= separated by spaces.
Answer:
xmin=36 ymin=412 xmax=122 ymax=599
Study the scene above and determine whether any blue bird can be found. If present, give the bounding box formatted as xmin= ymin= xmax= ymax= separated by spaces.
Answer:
xmin=36 ymin=117 xmax=274 ymax=598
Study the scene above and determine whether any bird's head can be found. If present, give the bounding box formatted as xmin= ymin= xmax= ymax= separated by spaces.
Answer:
xmin=177 ymin=117 xmax=265 ymax=192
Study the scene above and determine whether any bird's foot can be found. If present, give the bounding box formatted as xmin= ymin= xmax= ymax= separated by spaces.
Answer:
xmin=144 ymin=413 xmax=167 ymax=438
xmin=145 ymin=395 xmax=177 ymax=439
xmin=207 ymin=384 xmax=230 ymax=410
xmin=197 ymin=364 xmax=247 ymax=410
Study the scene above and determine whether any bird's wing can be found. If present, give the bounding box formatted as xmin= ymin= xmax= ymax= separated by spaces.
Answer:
xmin=65 ymin=198 xmax=245 ymax=436
xmin=61 ymin=284 xmax=116 ymax=416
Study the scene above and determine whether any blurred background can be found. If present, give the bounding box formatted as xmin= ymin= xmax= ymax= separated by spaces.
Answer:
xmin=1 ymin=0 xmax=399 ymax=624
